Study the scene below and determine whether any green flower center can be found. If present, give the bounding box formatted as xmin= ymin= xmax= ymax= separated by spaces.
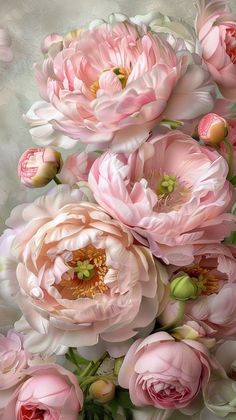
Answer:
xmin=157 ymin=174 xmax=177 ymax=196
xmin=74 ymin=259 xmax=95 ymax=280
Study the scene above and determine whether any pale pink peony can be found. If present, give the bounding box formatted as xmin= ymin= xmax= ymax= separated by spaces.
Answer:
xmin=0 ymin=330 xmax=28 ymax=390
xmin=118 ymin=332 xmax=210 ymax=409
xmin=0 ymin=186 xmax=167 ymax=355
xmin=18 ymin=147 xmax=62 ymax=188
xmin=58 ymin=151 xmax=98 ymax=185
xmin=89 ymin=130 xmax=235 ymax=265
xmin=195 ymin=0 xmax=236 ymax=100
xmin=1 ymin=364 xmax=83 ymax=420
xmin=160 ymin=244 xmax=236 ymax=340
xmin=24 ymin=15 xmax=214 ymax=153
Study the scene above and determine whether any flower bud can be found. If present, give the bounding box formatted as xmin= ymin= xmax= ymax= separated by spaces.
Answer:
xmin=89 ymin=379 xmax=115 ymax=403
xmin=170 ymin=273 xmax=199 ymax=301
xmin=18 ymin=147 xmax=62 ymax=188
xmin=198 ymin=113 xmax=228 ymax=146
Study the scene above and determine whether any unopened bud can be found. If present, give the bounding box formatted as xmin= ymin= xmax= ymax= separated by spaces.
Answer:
xmin=170 ymin=273 xmax=199 ymax=301
xmin=198 ymin=113 xmax=228 ymax=146
xmin=89 ymin=379 xmax=115 ymax=403
xmin=18 ymin=147 xmax=62 ymax=188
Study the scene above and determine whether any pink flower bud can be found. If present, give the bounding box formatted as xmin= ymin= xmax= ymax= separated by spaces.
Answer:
xmin=198 ymin=113 xmax=228 ymax=145
xmin=89 ymin=379 xmax=115 ymax=403
xmin=18 ymin=147 xmax=62 ymax=188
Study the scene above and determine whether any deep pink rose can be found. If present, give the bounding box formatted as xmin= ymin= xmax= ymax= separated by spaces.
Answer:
xmin=25 ymin=15 xmax=214 ymax=153
xmin=1 ymin=364 xmax=83 ymax=420
xmin=89 ymin=130 xmax=235 ymax=265
xmin=160 ymin=244 xmax=236 ymax=340
xmin=18 ymin=147 xmax=62 ymax=188
xmin=196 ymin=0 xmax=236 ymax=100
xmin=118 ymin=332 xmax=210 ymax=409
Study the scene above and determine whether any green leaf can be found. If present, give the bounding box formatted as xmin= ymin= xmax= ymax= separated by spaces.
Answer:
xmin=115 ymin=387 xmax=136 ymax=410
xmin=230 ymin=175 xmax=236 ymax=186
xmin=224 ymin=231 xmax=236 ymax=244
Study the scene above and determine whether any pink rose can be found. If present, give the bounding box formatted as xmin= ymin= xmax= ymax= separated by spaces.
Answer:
xmin=160 ymin=244 xmax=236 ymax=340
xmin=0 ymin=330 xmax=28 ymax=390
xmin=25 ymin=15 xmax=214 ymax=153
xmin=1 ymin=364 xmax=83 ymax=420
xmin=195 ymin=0 xmax=236 ymax=100
xmin=118 ymin=332 xmax=210 ymax=409
xmin=89 ymin=130 xmax=235 ymax=265
xmin=18 ymin=147 xmax=62 ymax=188
xmin=58 ymin=151 xmax=98 ymax=185
xmin=1 ymin=186 xmax=167 ymax=356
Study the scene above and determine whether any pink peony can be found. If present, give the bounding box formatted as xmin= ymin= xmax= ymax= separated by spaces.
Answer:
xmin=58 ymin=151 xmax=98 ymax=185
xmin=24 ymin=15 xmax=214 ymax=153
xmin=160 ymin=244 xmax=236 ymax=340
xmin=0 ymin=330 xmax=28 ymax=390
xmin=1 ymin=364 xmax=83 ymax=420
xmin=118 ymin=332 xmax=210 ymax=409
xmin=195 ymin=0 xmax=236 ymax=100
xmin=18 ymin=147 xmax=62 ymax=188
xmin=89 ymin=130 xmax=235 ymax=265
xmin=0 ymin=186 xmax=167 ymax=356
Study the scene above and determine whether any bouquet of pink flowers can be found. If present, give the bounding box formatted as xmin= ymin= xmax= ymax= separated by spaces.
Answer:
xmin=1 ymin=0 xmax=236 ymax=419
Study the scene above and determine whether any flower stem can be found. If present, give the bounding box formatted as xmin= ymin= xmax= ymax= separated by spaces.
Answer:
xmin=223 ymin=138 xmax=234 ymax=180
xmin=53 ymin=175 xmax=62 ymax=185
xmin=79 ymin=352 xmax=108 ymax=380
xmin=160 ymin=118 xmax=184 ymax=129
xmin=80 ymin=374 xmax=116 ymax=391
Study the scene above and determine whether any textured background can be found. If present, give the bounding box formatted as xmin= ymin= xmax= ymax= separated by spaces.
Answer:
xmin=0 ymin=0 xmax=236 ymax=230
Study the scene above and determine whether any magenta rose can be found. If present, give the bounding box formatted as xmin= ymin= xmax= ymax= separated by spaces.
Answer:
xmin=89 ymin=130 xmax=235 ymax=265
xmin=118 ymin=332 xmax=210 ymax=409
xmin=195 ymin=0 xmax=236 ymax=100
xmin=24 ymin=14 xmax=214 ymax=153
xmin=1 ymin=364 xmax=83 ymax=420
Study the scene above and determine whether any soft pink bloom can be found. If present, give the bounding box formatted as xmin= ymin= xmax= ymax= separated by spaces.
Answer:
xmin=160 ymin=244 xmax=236 ymax=340
xmin=198 ymin=112 xmax=228 ymax=145
xmin=89 ymin=130 xmax=235 ymax=265
xmin=1 ymin=364 xmax=83 ymax=420
xmin=25 ymin=15 xmax=214 ymax=153
xmin=18 ymin=147 xmax=62 ymax=188
xmin=59 ymin=151 xmax=98 ymax=185
xmin=0 ymin=28 xmax=13 ymax=63
xmin=0 ymin=186 xmax=167 ymax=355
xmin=118 ymin=332 xmax=210 ymax=409
xmin=195 ymin=0 xmax=236 ymax=100
xmin=0 ymin=330 xmax=28 ymax=390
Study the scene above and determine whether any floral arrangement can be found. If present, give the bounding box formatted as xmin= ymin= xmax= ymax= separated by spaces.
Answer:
xmin=1 ymin=0 xmax=236 ymax=419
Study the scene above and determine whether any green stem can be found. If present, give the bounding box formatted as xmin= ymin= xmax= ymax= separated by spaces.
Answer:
xmin=53 ymin=175 xmax=62 ymax=185
xmin=160 ymin=118 xmax=184 ymax=130
xmin=114 ymin=357 xmax=124 ymax=377
xmin=80 ymin=374 xmax=116 ymax=391
xmin=79 ymin=352 xmax=108 ymax=380
xmin=224 ymin=138 xmax=234 ymax=180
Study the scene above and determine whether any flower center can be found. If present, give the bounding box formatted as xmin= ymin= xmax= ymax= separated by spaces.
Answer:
xmin=225 ymin=28 xmax=236 ymax=64
xmin=157 ymin=174 xmax=177 ymax=196
xmin=20 ymin=405 xmax=45 ymax=420
xmin=181 ymin=264 xmax=219 ymax=296
xmin=55 ymin=245 xmax=109 ymax=299
xmin=90 ymin=67 xmax=130 ymax=96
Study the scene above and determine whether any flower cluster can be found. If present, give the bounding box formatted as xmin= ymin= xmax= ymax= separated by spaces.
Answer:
xmin=1 ymin=2 xmax=236 ymax=419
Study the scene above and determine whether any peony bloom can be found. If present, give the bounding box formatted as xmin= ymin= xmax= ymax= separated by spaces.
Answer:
xmin=204 ymin=340 xmax=236 ymax=418
xmin=0 ymin=330 xmax=28 ymax=390
xmin=89 ymin=130 xmax=235 ymax=265
xmin=195 ymin=0 xmax=236 ymax=100
xmin=58 ymin=151 xmax=98 ymax=185
xmin=0 ymin=186 xmax=167 ymax=355
xmin=118 ymin=332 xmax=210 ymax=409
xmin=160 ymin=244 xmax=236 ymax=340
xmin=18 ymin=147 xmax=62 ymax=188
xmin=24 ymin=14 xmax=214 ymax=153
xmin=1 ymin=364 xmax=83 ymax=420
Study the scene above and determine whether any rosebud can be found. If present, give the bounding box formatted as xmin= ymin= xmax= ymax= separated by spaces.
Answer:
xmin=198 ymin=113 xmax=228 ymax=146
xmin=89 ymin=379 xmax=115 ymax=403
xmin=170 ymin=273 xmax=199 ymax=301
xmin=18 ymin=147 xmax=62 ymax=188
